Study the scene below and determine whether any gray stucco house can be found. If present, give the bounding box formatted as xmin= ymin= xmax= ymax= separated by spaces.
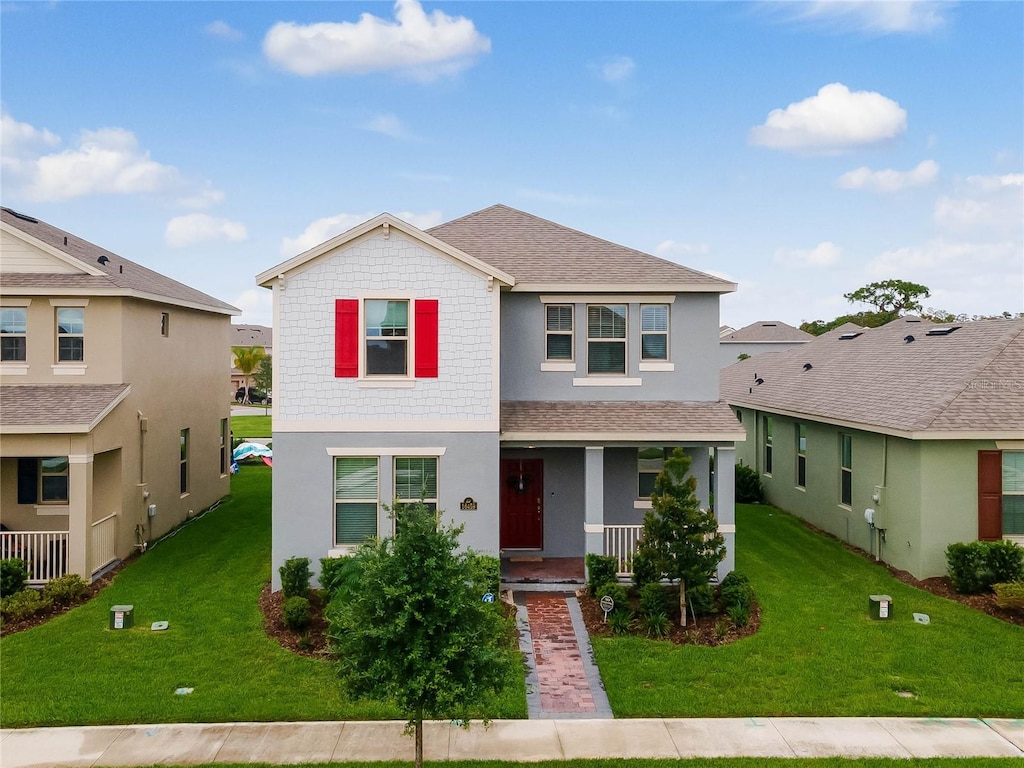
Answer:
xmin=257 ymin=204 xmax=744 ymax=588
xmin=721 ymin=316 xmax=1024 ymax=579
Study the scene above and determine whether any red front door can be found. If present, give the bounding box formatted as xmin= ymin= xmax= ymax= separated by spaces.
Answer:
xmin=500 ymin=459 xmax=543 ymax=549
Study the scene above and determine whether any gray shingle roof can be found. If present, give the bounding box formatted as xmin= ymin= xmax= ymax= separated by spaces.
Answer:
xmin=501 ymin=400 xmax=745 ymax=440
xmin=428 ymin=205 xmax=734 ymax=291
xmin=0 ymin=384 xmax=130 ymax=431
xmin=721 ymin=321 xmax=814 ymax=343
xmin=721 ymin=317 xmax=1024 ymax=436
xmin=1 ymin=208 xmax=238 ymax=314
xmin=232 ymin=324 xmax=273 ymax=348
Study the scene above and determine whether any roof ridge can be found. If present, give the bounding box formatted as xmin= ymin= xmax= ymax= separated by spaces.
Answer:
xmin=916 ymin=322 xmax=1024 ymax=431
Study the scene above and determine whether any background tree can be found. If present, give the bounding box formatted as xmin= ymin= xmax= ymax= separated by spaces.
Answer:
xmin=328 ymin=503 xmax=518 ymax=768
xmin=252 ymin=356 xmax=272 ymax=412
xmin=231 ymin=345 xmax=266 ymax=404
xmin=843 ymin=279 xmax=930 ymax=317
xmin=635 ymin=449 xmax=725 ymax=626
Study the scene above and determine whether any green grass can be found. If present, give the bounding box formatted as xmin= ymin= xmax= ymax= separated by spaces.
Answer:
xmin=594 ymin=504 xmax=1024 ymax=718
xmin=231 ymin=415 xmax=271 ymax=438
xmin=0 ymin=465 xmax=526 ymax=727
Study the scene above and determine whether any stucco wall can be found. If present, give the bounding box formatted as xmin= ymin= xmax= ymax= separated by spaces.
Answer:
xmin=272 ymin=430 xmax=499 ymax=589
xmin=500 ymin=291 xmax=721 ymax=401
xmin=275 ymin=230 xmax=495 ymax=423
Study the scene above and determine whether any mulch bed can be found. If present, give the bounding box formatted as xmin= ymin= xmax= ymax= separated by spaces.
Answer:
xmin=258 ymin=583 xmax=333 ymax=658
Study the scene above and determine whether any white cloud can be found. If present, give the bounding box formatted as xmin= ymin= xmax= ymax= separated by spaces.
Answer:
xmin=233 ymin=288 xmax=274 ymax=327
xmin=772 ymin=1 xmax=951 ymax=35
xmin=205 ymin=20 xmax=243 ymax=40
xmin=599 ymin=55 xmax=635 ymax=83
xmin=773 ymin=241 xmax=842 ymax=267
xmin=360 ymin=113 xmax=413 ymax=140
xmin=965 ymin=173 xmax=1024 ymax=192
xmin=0 ymin=111 xmax=59 ymax=176
xmin=749 ymin=82 xmax=906 ymax=154
xmin=166 ymin=214 xmax=248 ymax=248
xmin=934 ymin=175 xmax=1023 ymax=234
xmin=280 ymin=209 xmax=444 ymax=256
xmin=837 ymin=160 xmax=939 ymax=193
xmin=178 ymin=181 xmax=226 ymax=209
xmin=654 ymin=240 xmax=710 ymax=258
xmin=262 ymin=0 xmax=490 ymax=80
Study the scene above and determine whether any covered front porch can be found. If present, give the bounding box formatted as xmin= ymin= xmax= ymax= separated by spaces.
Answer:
xmin=499 ymin=400 xmax=745 ymax=583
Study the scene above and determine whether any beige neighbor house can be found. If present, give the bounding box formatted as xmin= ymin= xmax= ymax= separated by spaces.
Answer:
xmin=0 ymin=208 xmax=238 ymax=584
xmin=719 ymin=320 xmax=813 ymax=367
xmin=721 ymin=316 xmax=1024 ymax=579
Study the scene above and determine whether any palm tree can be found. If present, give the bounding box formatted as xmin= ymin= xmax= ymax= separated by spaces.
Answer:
xmin=232 ymin=345 xmax=267 ymax=404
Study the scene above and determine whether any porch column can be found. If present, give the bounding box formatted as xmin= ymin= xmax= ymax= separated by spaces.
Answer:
xmin=583 ymin=446 xmax=604 ymax=558
xmin=714 ymin=446 xmax=736 ymax=581
xmin=685 ymin=447 xmax=711 ymax=509
xmin=67 ymin=453 xmax=94 ymax=578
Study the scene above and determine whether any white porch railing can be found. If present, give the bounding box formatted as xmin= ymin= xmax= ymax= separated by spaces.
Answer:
xmin=90 ymin=513 xmax=118 ymax=575
xmin=604 ymin=524 xmax=643 ymax=576
xmin=0 ymin=531 xmax=69 ymax=585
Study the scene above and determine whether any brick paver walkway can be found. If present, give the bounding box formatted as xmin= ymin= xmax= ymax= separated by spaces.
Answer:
xmin=524 ymin=593 xmax=597 ymax=715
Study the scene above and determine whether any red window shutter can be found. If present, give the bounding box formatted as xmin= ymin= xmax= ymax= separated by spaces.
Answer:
xmin=335 ymin=299 xmax=359 ymax=378
xmin=978 ymin=450 xmax=1002 ymax=540
xmin=414 ymin=299 xmax=439 ymax=378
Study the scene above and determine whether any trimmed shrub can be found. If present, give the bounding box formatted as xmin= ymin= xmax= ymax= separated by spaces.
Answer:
xmin=720 ymin=570 xmax=755 ymax=612
xmin=987 ymin=540 xmax=1024 ymax=585
xmin=735 ymin=462 xmax=764 ymax=504
xmin=282 ymin=595 xmax=311 ymax=631
xmin=596 ymin=582 xmax=630 ymax=614
xmin=1 ymin=558 xmax=28 ymax=598
xmin=631 ymin=550 xmax=660 ymax=588
xmin=639 ymin=582 xmax=668 ymax=618
xmin=41 ymin=574 xmax=87 ymax=606
xmin=687 ymin=582 xmax=715 ymax=617
xmin=993 ymin=581 xmax=1024 ymax=610
xmin=466 ymin=551 xmax=501 ymax=598
xmin=586 ymin=553 xmax=618 ymax=594
xmin=1 ymin=589 xmax=50 ymax=622
xmin=279 ymin=557 xmax=312 ymax=599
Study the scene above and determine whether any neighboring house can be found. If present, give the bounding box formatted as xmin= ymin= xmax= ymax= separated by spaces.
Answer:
xmin=719 ymin=320 xmax=813 ymax=367
xmin=257 ymin=204 xmax=745 ymax=588
xmin=0 ymin=208 xmax=238 ymax=584
xmin=719 ymin=324 xmax=735 ymax=337
xmin=721 ymin=316 xmax=1024 ymax=579
xmin=231 ymin=324 xmax=272 ymax=394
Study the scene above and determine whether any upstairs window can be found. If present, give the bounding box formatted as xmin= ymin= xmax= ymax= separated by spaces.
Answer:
xmin=840 ymin=433 xmax=853 ymax=506
xmin=56 ymin=307 xmax=84 ymax=362
xmin=40 ymin=457 xmax=69 ymax=503
xmin=545 ymin=304 xmax=573 ymax=361
xmin=180 ymin=429 xmax=190 ymax=495
xmin=365 ymin=300 xmax=408 ymax=375
xmin=161 ymin=312 xmax=170 ymax=337
xmin=219 ymin=418 xmax=229 ymax=476
xmin=763 ymin=415 xmax=773 ymax=475
xmin=796 ymin=423 xmax=807 ymax=488
xmin=640 ymin=304 xmax=669 ymax=360
xmin=335 ymin=457 xmax=379 ymax=546
xmin=638 ymin=447 xmax=666 ymax=498
xmin=587 ymin=304 xmax=626 ymax=374
xmin=0 ymin=307 xmax=27 ymax=362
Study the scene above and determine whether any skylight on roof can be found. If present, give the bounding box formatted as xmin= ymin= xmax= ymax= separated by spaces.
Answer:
xmin=925 ymin=326 xmax=961 ymax=336
xmin=838 ymin=332 xmax=862 ymax=340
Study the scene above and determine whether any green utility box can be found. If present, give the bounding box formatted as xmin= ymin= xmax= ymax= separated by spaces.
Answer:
xmin=868 ymin=594 xmax=893 ymax=621
xmin=109 ymin=604 xmax=134 ymax=630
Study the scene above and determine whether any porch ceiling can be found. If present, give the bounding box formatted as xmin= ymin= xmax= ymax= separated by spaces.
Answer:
xmin=0 ymin=383 xmax=130 ymax=435
xmin=499 ymin=400 xmax=746 ymax=443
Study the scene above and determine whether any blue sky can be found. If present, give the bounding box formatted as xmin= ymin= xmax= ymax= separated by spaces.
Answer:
xmin=2 ymin=1 xmax=1021 ymax=329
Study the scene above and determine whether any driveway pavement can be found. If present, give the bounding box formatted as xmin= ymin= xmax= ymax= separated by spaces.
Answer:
xmin=1 ymin=717 xmax=1021 ymax=766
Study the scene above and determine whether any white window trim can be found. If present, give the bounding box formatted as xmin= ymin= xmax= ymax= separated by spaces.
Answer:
xmin=543 ymin=303 xmax=574 ymax=364
xmin=327 ymin=447 xmax=446 ymax=457
xmin=573 ymin=377 xmax=642 ymax=387
xmin=640 ymin=303 xmax=670 ymax=364
xmin=1 ymin=364 xmax=29 ymax=375
xmin=586 ymin=303 xmax=628 ymax=377
xmin=541 ymin=361 xmax=577 ymax=372
xmin=334 ymin=456 xmax=380 ymax=548
xmin=362 ymin=298 xmax=413 ymax=380
xmin=52 ymin=364 xmax=87 ymax=375
xmin=639 ymin=362 xmax=674 ymax=372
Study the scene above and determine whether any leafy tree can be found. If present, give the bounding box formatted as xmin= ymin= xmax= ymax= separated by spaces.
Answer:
xmin=231 ymin=345 xmax=267 ymax=404
xmin=328 ymin=502 xmax=518 ymax=768
xmin=635 ymin=449 xmax=725 ymax=626
xmin=843 ymin=279 xmax=930 ymax=317
xmin=252 ymin=356 xmax=272 ymax=411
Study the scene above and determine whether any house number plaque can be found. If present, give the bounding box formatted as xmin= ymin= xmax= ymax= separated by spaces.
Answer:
xmin=460 ymin=497 xmax=478 ymax=511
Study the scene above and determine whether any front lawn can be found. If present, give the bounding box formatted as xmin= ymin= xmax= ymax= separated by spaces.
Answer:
xmin=0 ymin=465 xmax=525 ymax=727
xmin=594 ymin=504 xmax=1024 ymax=718
xmin=231 ymin=414 xmax=272 ymax=439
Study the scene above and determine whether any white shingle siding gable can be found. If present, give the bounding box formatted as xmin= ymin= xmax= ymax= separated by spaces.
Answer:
xmin=277 ymin=231 xmax=494 ymax=421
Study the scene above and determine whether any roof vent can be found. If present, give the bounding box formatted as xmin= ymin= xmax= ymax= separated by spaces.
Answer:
xmin=838 ymin=332 xmax=862 ymax=340
xmin=926 ymin=326 xmax=961 ymax=336
xmin=63 ymin=236 xmax=68 ymax=246
xmin=904 ymin=317 xmax=922 ymax=323
xmin=904 ymin=335 xmax=915 ymax=343
xmin=763 ymin=323 xmax=777 ymax=327
xmin=3 ymin=208 xmax=39 ymax=223
xmin=803 ymin=363 xmax=813 ymax=371
xmin=97 ymin=255 xmax=109 ymax=265
xmin=754 ymin=377 xmax=765 ymax=386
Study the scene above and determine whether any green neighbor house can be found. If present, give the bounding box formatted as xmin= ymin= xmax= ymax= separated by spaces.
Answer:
xmin=721 ymin=316 xmax=1024 ymax=579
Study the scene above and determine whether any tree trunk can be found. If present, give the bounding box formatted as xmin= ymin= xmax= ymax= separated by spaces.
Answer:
xmin=679 ymin=581 xmax=687 ymax=627
xmin=415 ymin=717 xmax=423 ymax=768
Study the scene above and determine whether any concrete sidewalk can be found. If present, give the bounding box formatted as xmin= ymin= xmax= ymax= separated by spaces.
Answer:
xmin=2 ymin=718 xmax=1021 ymax=766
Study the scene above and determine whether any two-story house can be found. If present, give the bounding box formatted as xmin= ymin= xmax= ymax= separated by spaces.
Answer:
xmin=257 ymin=205 xmax=744 ymax=589
xmin=0 ymin=208 xmax=237 ymax=584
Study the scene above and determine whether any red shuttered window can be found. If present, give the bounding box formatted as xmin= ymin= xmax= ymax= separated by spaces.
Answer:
xmin=335 ymin=299 xmax=359 ymax=377
xmin=335 ymin=298 xmax=438 ymax=378
xmin=414 ymin=299 xmax=439 ymax=378
xmin=978 ymin=450 xmax=1002 ymax=541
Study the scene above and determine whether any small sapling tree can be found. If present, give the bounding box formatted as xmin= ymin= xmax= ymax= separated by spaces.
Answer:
xmin=635 ymin=448 xmax=725 ymax=626
xmin=328 ymin=502 xmax=518 ymax=768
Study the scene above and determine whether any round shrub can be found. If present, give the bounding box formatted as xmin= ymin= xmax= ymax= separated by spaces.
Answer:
xmin=1 ymin=589 xmax=50 ymax=622
xmin=687 ymin=582 xmax=715 ymax=616
xmin=596 ymin=582 xmax=629 ymax=614
xmin=41 ymin=574 xmax=88 ymax=606
xmin=639 ymin=583 xmax=668 ymax=618
xmin=585 ymin=553 xmax=618 ymax=594
xmin=1 ymin=558 xmax=28 ymax=598
xmin=720 ymin=570 xmax=755 ymax=612
xmin=282 ymin=595 xmax=311 ymax=631
xmin=735 ymin=462 xmax=764 ymax=503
